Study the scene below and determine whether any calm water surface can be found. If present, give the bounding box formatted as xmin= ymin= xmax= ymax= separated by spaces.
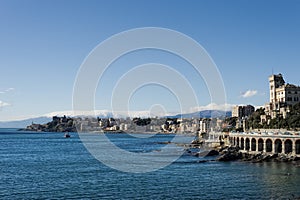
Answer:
xmin=0 ymin=129 xmax=300 ymax=199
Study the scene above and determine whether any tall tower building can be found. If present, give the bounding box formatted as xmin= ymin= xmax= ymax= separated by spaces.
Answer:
xmin=269 ymin=73 xmax=285 ymax=104
xmin=266 ymin=73 xmax=300 ymax=119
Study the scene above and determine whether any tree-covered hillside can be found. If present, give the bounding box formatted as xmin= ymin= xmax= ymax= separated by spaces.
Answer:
xmin=247 ymin=102 xmax=300 ymax=130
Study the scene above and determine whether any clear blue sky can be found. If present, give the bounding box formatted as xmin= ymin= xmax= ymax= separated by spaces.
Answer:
xmin=0 ymin=0 xmax=300 ymax=121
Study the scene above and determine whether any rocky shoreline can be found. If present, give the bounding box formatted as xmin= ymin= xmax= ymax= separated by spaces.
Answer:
xmin=186 ymin=144 xmax=300 ymax=167
xmin=217 ymin=146 xmax=300 ymax=164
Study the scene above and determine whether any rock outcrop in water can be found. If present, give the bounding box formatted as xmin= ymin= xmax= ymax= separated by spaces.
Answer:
xmin=217 ymin=146 xmax=242 ymax=161
xmin=24 ymin=116 xmax=76 ymax=132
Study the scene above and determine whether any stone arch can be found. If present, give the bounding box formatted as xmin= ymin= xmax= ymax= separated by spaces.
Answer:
xmin=275 ymin=139 xmax=282 ymax=154
xmin=258 ymin=138 xmax=264 ymax=152
xmin=284 ymin=139 xmax=293 ymax=154
xmin=296 ymin=140 xmax=300 ymax=155
xmin=251 ymin=138 xmax=256 ymax=151
xmin=266 ymin=139 xmax=272 ymax=153
xmin=245 ymin=138 xmax=250 ymax=151
xmin=241 ymin=138 xmax=244 ymax=150
xmin=237 ymin=137 xmax=240 ymax=147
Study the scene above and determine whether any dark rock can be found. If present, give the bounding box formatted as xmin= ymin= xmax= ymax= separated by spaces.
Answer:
xmin=191 ymin=139 xmax=203 ymax=145
xmin=217 ymin=146 xmax=242 ymax=161
xmin=249 ymin=153 xmax=265 ymax=163
xmin=217 ymin=152 xmax=242 ymax=161
xmin=242 ymin=153 xmax=252 ymax=161
xmin=197 ymin=160 xmax=208 ymax=163
xmin=277 ymin=155 xmax=289 ymax=162
xmin=158 ymin=141 xmax=171 ymax=145
xmin=204 ymin=150 xmax=219 ymax=157
xmin=218 ymin=146 xmax=228 ymax=152
xmin=261 ymin=154 xmax=272 ymax=161
xmin=293 ymin=157 xmax=300 ymax=161
xmin=195 ymin=151 xmax=210 ymax=157
xmin=269 ymin=154 xmax=278 ymax=159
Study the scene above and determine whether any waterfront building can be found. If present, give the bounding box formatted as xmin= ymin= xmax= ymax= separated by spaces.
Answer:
xmin=199 ymin=119 xmax=210 ymax=133
xmin=265 ymin=73 xmax=300 ymax=119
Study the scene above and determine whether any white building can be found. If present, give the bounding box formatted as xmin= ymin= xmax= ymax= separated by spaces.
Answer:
xmin=199 ymin=119 xmax=210 ymax=133
xmin=265 ymin=73 xmax=300 ymax=119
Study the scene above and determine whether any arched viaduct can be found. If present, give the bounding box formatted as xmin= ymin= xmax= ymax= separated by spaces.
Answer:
xmin=229 ymin=133 xmax=300 ymax=155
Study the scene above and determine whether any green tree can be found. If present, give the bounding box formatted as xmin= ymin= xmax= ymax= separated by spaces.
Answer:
xmin=286 ymin=102 xmax=300 ymax=129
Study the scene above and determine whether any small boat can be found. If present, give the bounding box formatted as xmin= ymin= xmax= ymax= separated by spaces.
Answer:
xmin=64 ymin=133 xmax=71 ymax=138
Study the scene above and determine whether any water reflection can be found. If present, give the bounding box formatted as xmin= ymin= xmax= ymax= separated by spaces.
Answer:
xmin=251 ymin=162 xmax=300 ymax=199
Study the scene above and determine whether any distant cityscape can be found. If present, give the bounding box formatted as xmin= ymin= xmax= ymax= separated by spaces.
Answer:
xmin=26 ymin=73 xmax=300 ymax=135
xmin=231 ymin=73 xmax=300 ymax=131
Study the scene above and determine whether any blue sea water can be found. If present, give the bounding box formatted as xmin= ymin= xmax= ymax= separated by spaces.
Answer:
xmin=0 ymin=128 xmax=300 ymax=199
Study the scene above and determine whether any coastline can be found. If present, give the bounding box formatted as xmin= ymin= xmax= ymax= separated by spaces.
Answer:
xmin=186 ymin=143 xmax=300 ymax=167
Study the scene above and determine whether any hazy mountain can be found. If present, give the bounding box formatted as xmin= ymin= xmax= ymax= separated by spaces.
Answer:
xmin=167 ymin=110 xmax=232 ymax=119
xmin=43 ymin=110 xmax=153 ymax=119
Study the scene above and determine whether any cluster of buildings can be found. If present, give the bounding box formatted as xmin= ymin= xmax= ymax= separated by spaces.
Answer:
xmin=162 ymin=118 xmax=224 ymax=134
xmin=231 ymin=73 xmax=300 ymax=130
xmin=75 ymin=116 xmax=226 ymax=134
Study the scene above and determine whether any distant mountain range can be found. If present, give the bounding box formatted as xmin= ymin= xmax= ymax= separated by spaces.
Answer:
xmin=0 ymin=117 xmax=52 ymax=128
xmin=167 ymin=110 xmax=232 ymax=119
xmin=0 ymin=110 xmax=232 ymax=128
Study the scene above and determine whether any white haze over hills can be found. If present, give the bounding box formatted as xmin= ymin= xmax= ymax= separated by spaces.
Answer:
xmin=190 ymin=103 xmax=234 ymax=113
xmin=0 ymin=110 xmax=176 ymax=128
xmin=43 ymin=110 xmax=176 ymax=119
xmin=44 ymin=103 xmax=236 ymax=119
xmin=0 ymin=103 xmax=260 ymax=128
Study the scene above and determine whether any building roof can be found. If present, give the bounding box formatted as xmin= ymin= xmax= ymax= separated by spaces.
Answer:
xmin=285 ymin=83 xmax=300 ymax=88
